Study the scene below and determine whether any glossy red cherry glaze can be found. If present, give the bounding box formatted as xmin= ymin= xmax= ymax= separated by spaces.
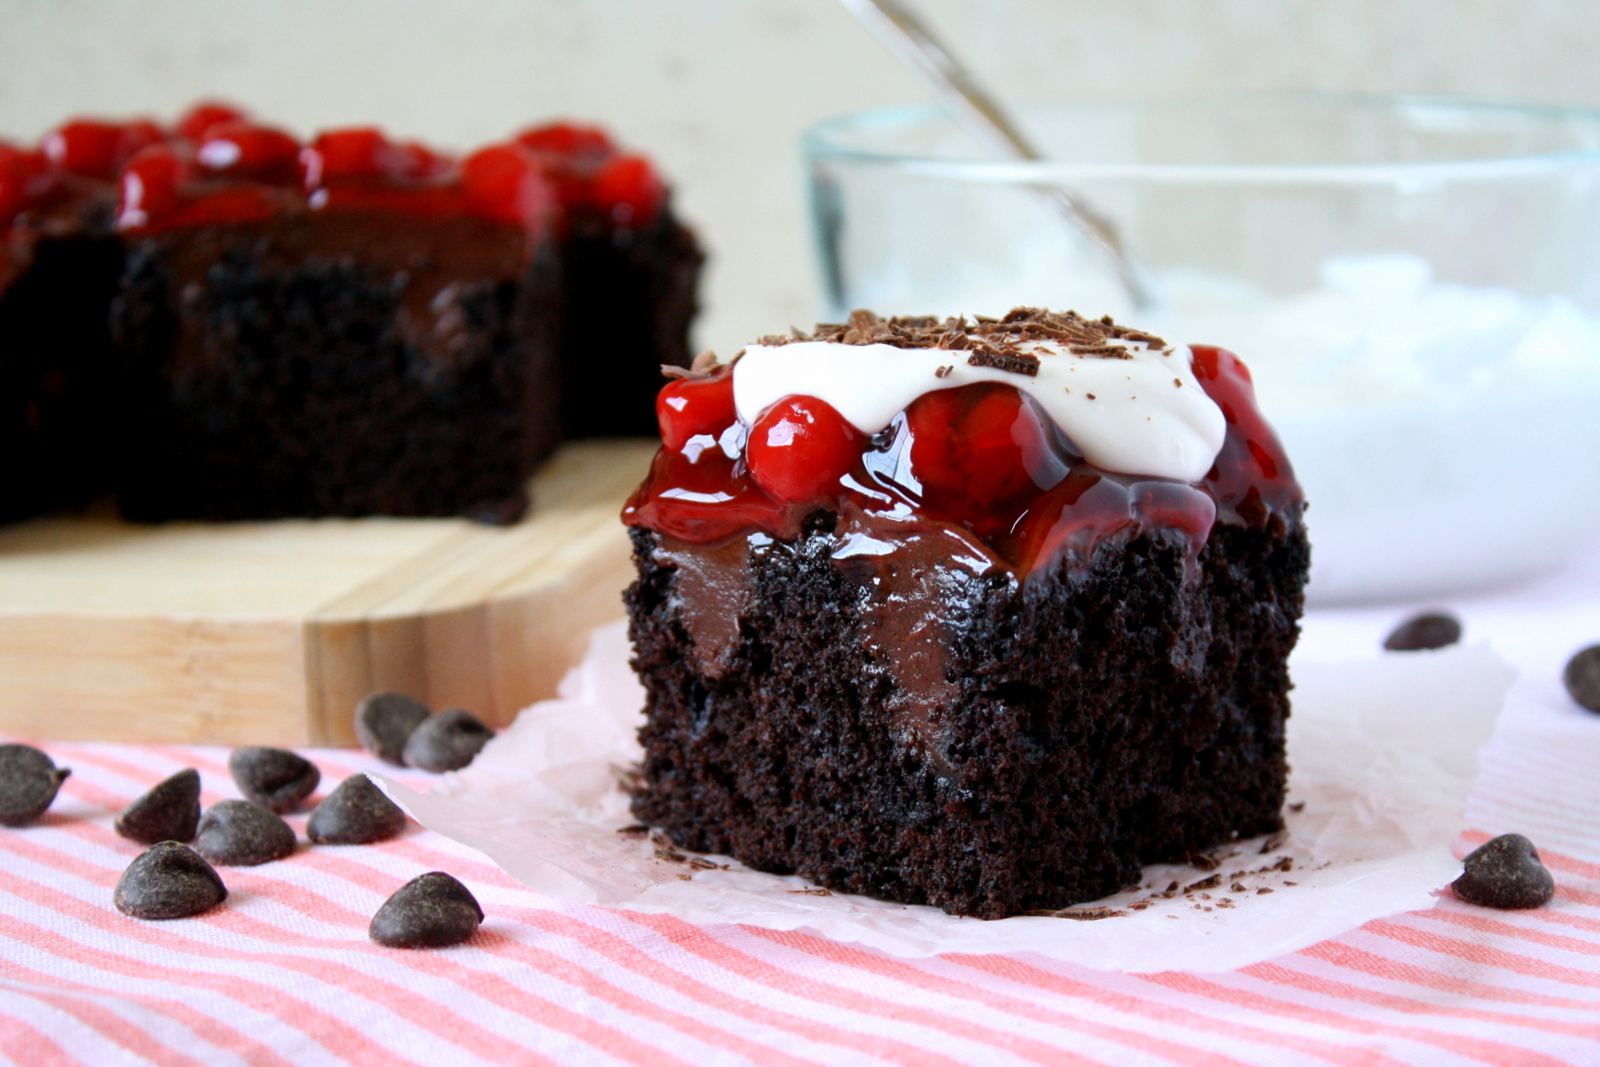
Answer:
xmin=624 ymin=347 xmax=1301 ymax=577
xmin=0 ymin=104 xmax=675 ymax=240
xmin=44 ymin=119 xmax=163 ymax=179
xmin=656 ymin=371 xmax=737 ymax=451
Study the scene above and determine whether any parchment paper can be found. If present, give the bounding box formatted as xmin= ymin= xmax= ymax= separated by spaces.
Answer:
xmin=381 ymin=620 xmax=1514 ymax=972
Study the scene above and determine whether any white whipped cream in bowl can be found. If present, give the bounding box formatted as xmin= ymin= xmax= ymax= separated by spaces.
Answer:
xmin=805 ymin=94 xmax=1600 ymax=603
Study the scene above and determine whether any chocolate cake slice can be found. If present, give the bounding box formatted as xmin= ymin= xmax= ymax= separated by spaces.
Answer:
xmin=0 ymin=108 xmax=703 ymax=524
xmin=622 ymin=309 xmax=1308 ymax=919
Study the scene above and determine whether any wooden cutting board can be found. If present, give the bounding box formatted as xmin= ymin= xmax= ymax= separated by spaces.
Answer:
xmin=0 ymin=439 xmax=658 ymax=746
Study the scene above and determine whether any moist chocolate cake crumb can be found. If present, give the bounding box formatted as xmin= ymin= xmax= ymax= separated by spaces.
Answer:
xmin=626 ymin=512 xmax=1307 ymax=919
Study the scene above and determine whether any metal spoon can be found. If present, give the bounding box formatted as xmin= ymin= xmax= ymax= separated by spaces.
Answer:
xmin=838 ymin=0 xmax=1158 ymax=311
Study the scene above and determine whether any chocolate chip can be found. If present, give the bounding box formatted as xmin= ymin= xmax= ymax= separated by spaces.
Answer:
xmin=1562 ymin=645 xmax=1600 ymax=713
xmin=1451 ymin=833 xmax=1555 ymax=910
xmin=307 ymin=773 xmax=408 ymax=845
xmin=369 ymin=872 xmax=483 ymax=948
xmin=228 ymin=747 xmax=320 ymax=813
xmin=195 ymin=799 xmax=296 ymax=866
xmin=355 ymin=692 xmax=432 ymax=765
xmin=1382 ymin=611 xmax=1462 ymax=652
xmin=113 ymin=841 xmax=227 ymax=920
xmin=0 ymin=744 xmax=71 ymax=827
xmin=401 ymin=708 xmax=494 ymax=772
xmin=114 ymin=768 xmax=201 ymax=845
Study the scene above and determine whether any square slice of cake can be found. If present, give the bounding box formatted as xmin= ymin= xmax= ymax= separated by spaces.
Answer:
xmin=622 ymin=308 xmax=1308 ymax=919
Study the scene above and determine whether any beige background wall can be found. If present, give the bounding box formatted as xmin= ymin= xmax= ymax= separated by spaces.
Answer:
xmin=4 ymin=0 xmax=1599 ymax=355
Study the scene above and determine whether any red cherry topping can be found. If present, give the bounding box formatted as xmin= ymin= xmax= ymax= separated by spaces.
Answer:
xmin=591 ymin=153 xmax=663 ymax=226
xmin=1189 ymin=344 xmax=1299 ymax=521
xmin=306 ymin=128 xmax=388 ymax=182
xmin=0 ymin=143 xmax=49 ymax=223
xmin=116 ymin=143 xmax=189 ymax=229
xmin=746 ymin=395 xmax=865 ymax=505
xmin=460 ymin=144 xmax=554 ymax=230
xmin=195 ymin=121 xmax=301 ymax=184
xmin=44 ymin=119 xmax=164 ymax=179
xmin=517 ymin=123 xmax=614 ymax=160
xmin=176 ymin=102 xmax=249 ymax=142
xmin=656 ymin=370 xmax=736 ymax=451
xmin=622 ymin=445 xmax=793 ymax=543
xmin=900 ymin=382 xmax=1069 ymax=527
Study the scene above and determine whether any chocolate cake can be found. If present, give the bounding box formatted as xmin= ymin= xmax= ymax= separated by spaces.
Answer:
xmin=622 ymin=309 xmax=1308 ymax=919
xmin=0 ymin=106 xmax=702 ymax=523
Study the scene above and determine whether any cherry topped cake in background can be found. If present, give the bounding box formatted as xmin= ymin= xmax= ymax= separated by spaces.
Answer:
xmin=623 ymin=308 xmax=1307 ymax=919
xmin=0 ymin=103 xmax=701 ymax=523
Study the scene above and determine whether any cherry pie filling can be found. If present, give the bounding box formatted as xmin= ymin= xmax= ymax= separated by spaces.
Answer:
xmin=624 ymin=344 xmax=1301 ymax=577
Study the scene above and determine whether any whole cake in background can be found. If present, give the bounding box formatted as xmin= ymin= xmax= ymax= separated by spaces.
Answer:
xmin=0 ymin=103 xmax=702 ymax=524
xmin=622 ymin=308 xmax=1308 ymax=919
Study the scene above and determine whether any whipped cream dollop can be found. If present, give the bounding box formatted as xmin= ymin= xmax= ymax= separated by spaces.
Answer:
xmin=731 ymin=338 xmax=1226 ymax=483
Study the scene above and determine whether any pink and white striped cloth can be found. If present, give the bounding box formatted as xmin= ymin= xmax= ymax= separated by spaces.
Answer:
xmin=7 ymin=546 xmax=1600 ymax=1065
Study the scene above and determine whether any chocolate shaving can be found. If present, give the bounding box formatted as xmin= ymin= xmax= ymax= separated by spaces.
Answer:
xmin=770 ymin=307 xmax=1164 ymax=362
xmin=1185 ymin=874 xmax=1223 ymax=892
xmin=1052 ymin=907 xmax=1124 ymax=921
xmin=934 ymin=365 xmax=953 ymax=378
xmin=965 ymin=349 xmax=1040 ymax=377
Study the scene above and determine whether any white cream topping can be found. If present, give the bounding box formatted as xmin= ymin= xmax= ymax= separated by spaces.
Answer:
xmin=731 ymin=339 xmax=1227 ymax=483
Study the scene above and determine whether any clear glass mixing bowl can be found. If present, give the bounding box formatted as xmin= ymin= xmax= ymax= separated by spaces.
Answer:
xmin=803 ymin=93 xmax=1600 ymax=604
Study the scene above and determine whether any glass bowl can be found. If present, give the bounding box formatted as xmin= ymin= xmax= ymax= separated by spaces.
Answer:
xmin=803 ymin=93 xmax=1600 ymax=604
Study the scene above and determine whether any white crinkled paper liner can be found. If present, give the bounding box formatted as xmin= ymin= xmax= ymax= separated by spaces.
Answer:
xmin=380 ymin=620 xmax=1514 ymax=972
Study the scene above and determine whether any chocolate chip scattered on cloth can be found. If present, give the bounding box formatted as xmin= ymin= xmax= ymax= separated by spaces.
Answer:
xmin=369 ymin=871 xmax=483 ymax=948
xmin=0 ymin=743 xmax=71 ymax=827
xmin=355 ymin=692 xmax=432 ymax=765
xmin=402 ymin=708 xmax=494 ymax=772
xmin=1382 ymin=611 xmax=1463 ymax=652
xmin=229 ymin=746 xmax=320 ymax=813
xmin=114 ymin=841 xmax=228 ymax=920
xmin=308 ymin=773 xmax=409 ymax=845
xmin=1562 ymin=644 xmax=1600 ymax=713
xmin=195 ymin=799 xmax=296 ymax=866
xmin=114 ymin=768 xmax=201 ymax=845
xmin=1452 ymin=833 xmax=1556 ymax=910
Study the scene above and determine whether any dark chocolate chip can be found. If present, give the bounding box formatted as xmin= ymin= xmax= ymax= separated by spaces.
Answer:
xmin=114 ymin=768 xmax=201 ymax=845
xmin=307 ymin=773 xmax=408 ymax=845
xmin=1561 ymin=644 xmax=1600 ymax=713
xmin=401 ymin=708 xmax=494 ymax=773
xmin=228 ymin=747 xmax=320 ymax=813
xmin=1451 ymin=833 xmax=1555 ymax=910
xmin=369 ymin=872 xmax=483 ymax=948
xmin=1382 ymin=611 xmax=1462 ymax=652
xmin=0 ymin=743 xmax=71 ymax=827
xmin=113 ymin=841 xmax=227 ymax=920
xmin=194 ymin=799 xmax=296 ymax=866
xmin=355 ymin=692 xmax=432 ymax=766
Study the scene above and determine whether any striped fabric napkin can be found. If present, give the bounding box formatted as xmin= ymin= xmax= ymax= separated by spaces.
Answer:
xmin=5 ymin=544 xmax=1600 ymax=1063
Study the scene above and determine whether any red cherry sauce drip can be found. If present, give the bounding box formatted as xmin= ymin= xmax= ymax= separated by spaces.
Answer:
xmin=624 ymin=348 xmax=1302 ymax=579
